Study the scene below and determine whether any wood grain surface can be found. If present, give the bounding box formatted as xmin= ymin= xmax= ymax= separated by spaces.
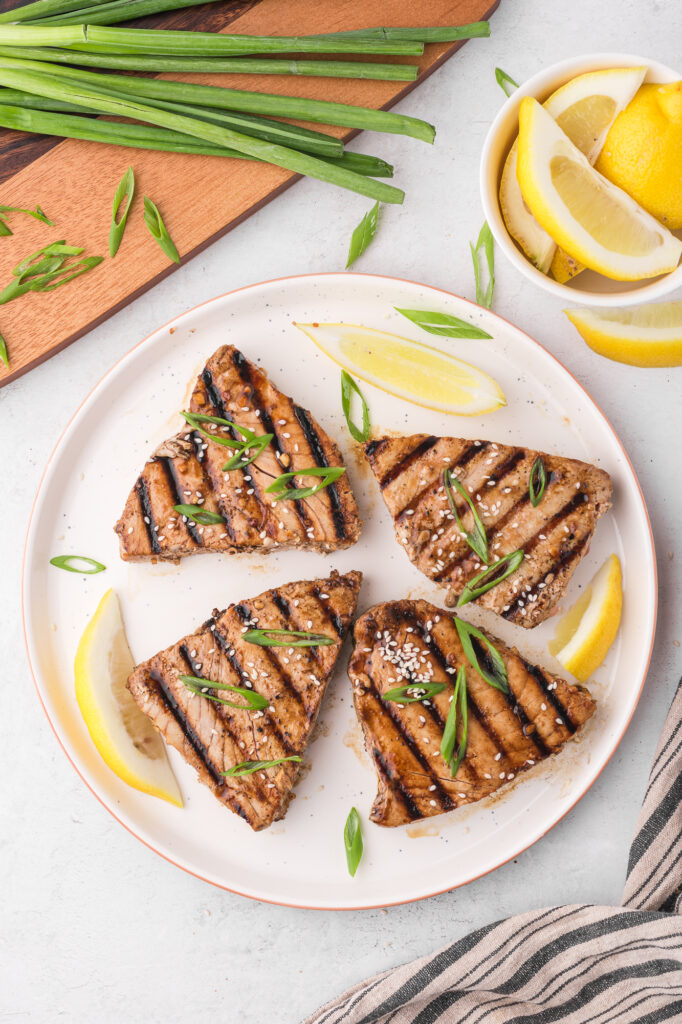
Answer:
xmin=0 ymin=0 xmax=501 ymax=386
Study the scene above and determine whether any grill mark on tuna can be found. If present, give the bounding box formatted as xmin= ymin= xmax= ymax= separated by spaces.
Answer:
xmin=522 ymin=661 xmax=576 ymax=734
xmin=293 ymin=403 xmax=347 ymax=541
xmin=310 ymin=585 xmax=344 ymax=638
xmin=376 ymin=435 xmax=439 ymax=489
xmin=364 ymin=438 xmax=387 ymax=460
xmin=372 ymin=746 xmax=422 ymax=821
xmin=150 ymin=668 xmax=225 ymax=787
xmin=234 ymin=604 xmax=310 ymax=714
xmin=260 ymin=592 xmax=324 ymax=669
xmin=398 ymin=442 xmax=488 ymax=521
xmin=483 ymin=448 xmax=526 ymax=487
xmin=135 ymin=477 xmax=161 ymax=554
xmin=495 ymin=668 xmax=553 ymax=758
xmin=190 ymin=432 xmax=238 ymax=544
xmin=160 ymin=456 xmax=203 ymax=547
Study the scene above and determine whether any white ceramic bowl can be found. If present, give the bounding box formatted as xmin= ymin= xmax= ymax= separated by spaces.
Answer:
xmin=480 ymin=53 xmax=682 ymax=307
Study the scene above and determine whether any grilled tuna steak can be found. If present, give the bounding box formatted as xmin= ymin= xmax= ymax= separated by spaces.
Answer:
xmin=115 ymin=345 xmax=361 ymax=561
xmin=128 ymin=570 xmax=362 ymax=830
xmin=364 ymin=435 xmax=612 ymax=628
xmin=350 ymin=599 xmax=595 ymax=827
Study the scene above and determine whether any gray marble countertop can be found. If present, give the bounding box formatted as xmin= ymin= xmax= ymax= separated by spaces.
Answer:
xmin=2 ymin=1 xmax=681 ymax=1020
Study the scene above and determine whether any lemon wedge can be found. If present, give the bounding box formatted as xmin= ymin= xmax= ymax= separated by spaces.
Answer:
xmin=294 ymin=322 xmax=505 ymax=416
xmin=517 ymin=97 xmax=682 ymax=280
xmin=548 ymin=554 xmax=623 ymax=682
xmin=499 ymin=66 xmax=646 ymax=276
xmin=75 ymin=589 xmax=183 ymax=806
xmin=565 ymin=301 xmax=682 ymax=367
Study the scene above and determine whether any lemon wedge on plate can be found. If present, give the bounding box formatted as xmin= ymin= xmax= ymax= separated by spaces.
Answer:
xmin=499 ymin=66 xmax=646 ymax=276
xmin=75 ymin=589 xmax=183 ymax=806
xmin=294 ymin=322 xmax=505 ymax=415
xmin=565 ymin=301 xmax=682 ymax=367
xmin=548 ymin=554 xmax=623 ymax=682
xmin=517 ymin=97 xmax=682 ymax=280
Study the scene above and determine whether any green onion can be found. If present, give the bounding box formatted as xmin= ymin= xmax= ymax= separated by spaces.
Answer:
xmin=172 ymin=503 xmax=224 ymax=525
xmin=346 ymin=199 xmax=379 ymax=267
xmin=444 ymin=468 xmax=488 ymax=565
xmin=143 ymin=195 xmax=179 ymax=263
xmin=495 ymin=67 xmax=519 ymax=97
xmin=265 ymin=466 xmax=346 ymax=502
xmin=50 ymin=554 xmax=106 ymax=573
xmin=0 ymin=331 xmax=7 ymax=367
xmin=222 ymin=756 xmax=302 ymax=777
xmin=457 ymin=549 xmax=524 ymax=606
xmin=0 ymin=24 xmax=88 ymax=44
xmin=179 ymin=674 xmax=268 ymax=711
xmin=34 ymin=0 xmax=229 ymax=26
xmin=470 ymin=221 xmax=494 ymax=309
xmin=344 ymin=807 xmax=363 ymax=877
xmin=180 ymin=410 xmax=253 ymax=449
xmin=317 ymin=22 xmax=491 ymax=42
xmin=14 ymin=240 xmax=82 ymax=275
xmin=454 ymin=618 xmax=508 ymax=693
xmin=0 ymin=0 xmax=115 ymax=25
xmin=109 ymin=164 xmax=133 ymax=257
xmin=222 ymin=433 xmax=273 ymax=471
xmin=340 ymin=370 xmax=370 ymax=442
xmin=529 ymin=456 xmax=547 ymax=507
xmin=440 ymin=666 xmax=467 ymax=776
xmin=241 ymin=628 xmax=336 ymax=648
xmin=382 ymin=682 xmax=446 ymax=703
xmin=0 ymin=202 xmax=53 ymax=225
xmin=0 ymin=240 xmax=102 ymax=304
xmin=0 ymin=217 xmax=11 ymax=235
xmin=393 ymin=307 xmax=492 ymax=339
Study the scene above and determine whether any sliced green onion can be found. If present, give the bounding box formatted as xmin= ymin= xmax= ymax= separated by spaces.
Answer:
xmin=393 ymin=307 xmax=492 ymax=339
xmin=242 ymin=628 xmax=335 ymax=648
xmin=179 ymin=674 xmax=268 ymax=710
xmin=444 ymin=468 xmax=488 ymax=565
xmin=0 ymin=216 xmax=11 ymax=235
xmin=346 ymin=199 xmax=379 ymax=268
xmin=340 ymin=370 xmax=370 ymax=443
xmin=457 ymin=549 xmax=524 ymax=606
xmin=143 ymin=196 xmax=179 ymax=263
xmin=222 ymin=432 xmax=273 ymax=471
xmin=32 ymin=255 xmax=103 ymax=290
xmin=440 ymin=666 xmax=467 ymax=776
xmin=109 ymin=164 xmax=133 ymax=257
xmin=495 ymin=66 xmax=519 ymax=97
xmin=14 ymin=240 xmax=82 ymax=275
xmin=0 ymin=202 xmax=52 ymax=225
xmin=529 ymin=456 xmax=547 ymax=507
xmin=470 ymin=221 xmax=494 ymax=309
xmin=180 ymin=410 xmax=253 ymax=449
xmin=344 ymin=806 xmax=363 ymax=877
xmin=50 ymin=554 xmax=106 ymax=573
xmin=382 ymin=682 xmax=446 ymax=703
xmin=454 ymin=618 xmax=508 ymax=693
xmin=0 ymin=331 xmax=8 ymax=368
xmin=265 ymin=466 xmax=346 ymax=502
xmin=222 ymin=756 xmax=302 ymax=777
xmin=172 ymin=503 xmax=224 ymax=525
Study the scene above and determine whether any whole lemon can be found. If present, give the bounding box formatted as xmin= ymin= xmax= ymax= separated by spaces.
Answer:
xmin=596 ymin=82 xmax=682 ymax=228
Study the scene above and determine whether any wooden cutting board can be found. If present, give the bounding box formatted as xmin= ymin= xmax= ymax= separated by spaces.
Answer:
xmin=0 ymin=0 xmax=500 ymax=385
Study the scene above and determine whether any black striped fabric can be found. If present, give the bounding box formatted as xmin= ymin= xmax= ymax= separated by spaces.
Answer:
xmin=304 ymin=680 xmax=682 ymax=1024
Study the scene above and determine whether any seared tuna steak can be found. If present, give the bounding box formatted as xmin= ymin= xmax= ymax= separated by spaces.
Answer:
xmin=364 ymin=435 xmax=612 ymax=628
xmin=128 ymin=570 xmax=362 ymax=830
xmin=115 ymin=345 xmax=361 ymax=561
xmin=350 ymin=600 xmax=595 ymax=827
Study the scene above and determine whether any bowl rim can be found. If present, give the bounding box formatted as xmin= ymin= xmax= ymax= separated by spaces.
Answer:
xmin=480 ymin=51 xmax=682 ymax=307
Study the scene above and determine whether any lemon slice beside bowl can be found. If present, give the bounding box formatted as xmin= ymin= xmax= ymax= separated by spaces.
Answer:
xmin=565 ymin=301 xmax=682 ymax=367
xmin=499 ymin=66 xmax=646 ymax=276
xmin=294 ymin=322 xmax=505 ymax=416
xmin=517 ymin=97 xmax=682 ymax=281
xmin=548 ymin=554 xmax=623 ymax=683
xmin=75 ymin=588 xmax=183 ymax=806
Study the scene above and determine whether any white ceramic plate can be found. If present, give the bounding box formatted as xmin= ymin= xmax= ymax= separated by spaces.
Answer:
xmin=23 ymin=273 xmax=656 ymax=909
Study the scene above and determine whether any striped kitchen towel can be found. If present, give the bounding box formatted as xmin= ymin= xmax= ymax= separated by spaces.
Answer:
xmin=304 ymin=678 xmax=682 ymax=1024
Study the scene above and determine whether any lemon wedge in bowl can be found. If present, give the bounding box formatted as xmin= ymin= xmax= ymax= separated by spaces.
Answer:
xmin=294 ymin=322 xmax=505 ymax=416
xmin=517 ymin=97 xmax=682 ymax=281
xmin=565 ymin=301 xmax=682 ymax=367
xmin=548 ymin=554 xmax=623 ymax=682
xmin=499 ymin=66 xmax=646 ymax=276
xmin=75 ymin=589 xmax=183 ymax=806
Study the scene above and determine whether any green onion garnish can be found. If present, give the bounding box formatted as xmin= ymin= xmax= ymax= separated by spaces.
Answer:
xmin=382 ymin=682 xmax=446 ymax=703
xmin=49 ymin=554 xmax=106 ymax=573
xmin=454 ymin=618 xmax=508 ymax=693
xmin=143 ymin=195 xmax=179 ymax=263
xmin=495 ymin=67 xmax=519 ymax=97
xmin=0 ymin=202 xmax=53 ymax=227
xmin=265 ymin=466 xmax=346 ymax=502
xmin=529 ymin=456 xmax=547 ymax=507
xmin=444 ymin=468 xmax=488 ymax=565
xmin=172 ymin=503 xmax=224 ymax=525
xmin=470 ymin=221 xmax=494 ymax=309
xmin=394 ymin=307 xmax=492 ymax=339
xmin=180 ymin=410 xmax=254 ymax=449
xmin=440 ymin=666 xmax=468 ymax=776
xmin=221 ymin=756 xmax=302 ymax=777
xmin=0 ymin=217 xmax=11 ymax=236
xmin=109 ymin=164 xmax=134 ymax=257
xmin=457 ymin=550 xmax=523 ymax=606
xmin=242 ymin=628 xmax=335 ymax=648
xmin=223 ymin=432 xmax=273 ymax=471
xmin=340 ymin=370 xmax=370 ymax=443
xmin=344 ymin=806 xmax=363 ymax=877
xmin=179 ymin=674 xmax=268 ymax=710
xmin=0 ymin=331 xmax=8 ymax=368
xmin=346 ymin=199 xmax=379 ymax=268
